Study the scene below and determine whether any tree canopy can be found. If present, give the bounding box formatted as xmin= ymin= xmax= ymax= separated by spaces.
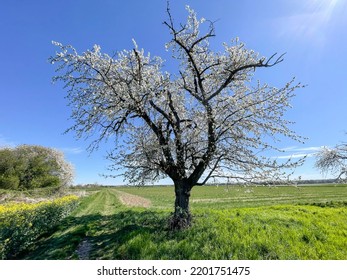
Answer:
xmin=315 ymin=143 xmax=347 ymax=182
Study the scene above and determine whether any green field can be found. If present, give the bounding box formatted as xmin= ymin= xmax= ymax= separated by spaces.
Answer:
xmin=116 ymin=184 xmax=347 ymax=209
xmin=5 ymin=184 xmax=347 ymax=260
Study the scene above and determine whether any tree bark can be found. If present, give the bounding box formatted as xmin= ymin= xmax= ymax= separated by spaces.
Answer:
xmin=169 ymin=179 xmax=192 ymax=230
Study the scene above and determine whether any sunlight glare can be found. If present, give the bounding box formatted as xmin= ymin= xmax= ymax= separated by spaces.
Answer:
xmin=277 ymin=0 xmax=346 ymax=48
xmin=309 ymin=0 xmax=341 ymax=22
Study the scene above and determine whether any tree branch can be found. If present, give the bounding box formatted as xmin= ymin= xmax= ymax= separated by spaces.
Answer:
xmin=208 ymin=53 xmax=286 ymax=101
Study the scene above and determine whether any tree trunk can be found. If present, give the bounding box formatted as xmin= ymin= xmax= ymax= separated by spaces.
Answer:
xmin=169 ymin=179 xmax=192 ymax=230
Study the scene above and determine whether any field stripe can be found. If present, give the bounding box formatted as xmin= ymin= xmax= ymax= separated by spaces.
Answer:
xmin=74 ymin=189 xmax=121 ymax=216
xmin=114 ymin=190 xmax=152 ymax=208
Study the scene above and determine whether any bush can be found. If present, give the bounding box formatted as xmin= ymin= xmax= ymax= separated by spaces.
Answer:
xmin=0 ymin=176 xmax=20 ymax=190
xmin=0 ymin=145 xmax=74 ymax=190
xmin=0 ymin=195 xmax=79 ymax=259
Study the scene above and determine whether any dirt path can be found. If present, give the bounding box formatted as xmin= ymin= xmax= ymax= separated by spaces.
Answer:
xmin=76 ymin=238 xmax=92 ymax=260
xmin=114 ymin=190 xmax=152 ymax=208
xmin=74 ymin=189 xmax=151 ymax=259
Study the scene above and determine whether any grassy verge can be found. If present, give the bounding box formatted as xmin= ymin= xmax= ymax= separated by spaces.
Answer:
xmin=0 ymin=186 xmax=71 ymax=204
xmin=19 ymin=188 xmax=347 ymax=260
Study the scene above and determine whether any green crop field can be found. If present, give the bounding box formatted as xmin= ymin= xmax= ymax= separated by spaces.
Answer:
xmin=115 ymin=184 xmax=347 ymax=209
xmin=2 ymin=184 xmax=347 ymax=260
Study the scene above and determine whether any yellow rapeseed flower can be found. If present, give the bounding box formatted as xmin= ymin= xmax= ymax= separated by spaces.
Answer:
xmin=0 ymin=195 xmax=78 ymax=216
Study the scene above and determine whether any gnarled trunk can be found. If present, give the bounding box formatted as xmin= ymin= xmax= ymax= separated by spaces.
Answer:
xmin=169 ymin=179 xmax=192 ymax=230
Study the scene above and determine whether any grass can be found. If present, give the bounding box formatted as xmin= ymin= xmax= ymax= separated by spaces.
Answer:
xmin=16 ymin=185 xmax=347 ymax=260
xmin=0 ymin=186 xmax=69 ymax=203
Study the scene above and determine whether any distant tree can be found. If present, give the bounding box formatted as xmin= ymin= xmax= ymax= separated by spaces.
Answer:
xmin=0 ymin=145 xmax=74 ymax=190
xmin=315 ymin=143 xmax=347 ymax=182
xmin=50 ymin=5 xmax=304 ymax=229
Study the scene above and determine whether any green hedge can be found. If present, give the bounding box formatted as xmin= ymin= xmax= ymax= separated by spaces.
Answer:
xmin=0 ymin=195 xmax=79 ymax=259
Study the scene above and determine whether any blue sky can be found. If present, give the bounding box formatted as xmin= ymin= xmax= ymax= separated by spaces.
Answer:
xmin=1 ymin=0 xmax=346 ymax=185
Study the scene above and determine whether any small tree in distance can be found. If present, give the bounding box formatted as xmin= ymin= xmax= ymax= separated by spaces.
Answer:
xmin=50 ymin=5 xmax=305 ymax=229
xmin=315 ymin=143 xmax=347 ymax=182
xmin=0 ymin=145 xmax=74 ymax=190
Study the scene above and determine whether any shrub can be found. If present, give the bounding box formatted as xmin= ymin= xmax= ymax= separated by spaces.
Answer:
xmin=0 ymin=145 xmax=74 ymax=190
xmin=0 ymin=195 xmax=79 ymax=259
xmin=0 ymin=176 xmax=20 ymax=190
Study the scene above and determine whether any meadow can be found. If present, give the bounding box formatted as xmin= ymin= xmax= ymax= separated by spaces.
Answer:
xmin=3 ymin=184 xmax=345 ymax=260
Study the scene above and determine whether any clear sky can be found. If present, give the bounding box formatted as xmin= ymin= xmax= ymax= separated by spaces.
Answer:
xmin=1 ymin=0 xmax=346 ymax=185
